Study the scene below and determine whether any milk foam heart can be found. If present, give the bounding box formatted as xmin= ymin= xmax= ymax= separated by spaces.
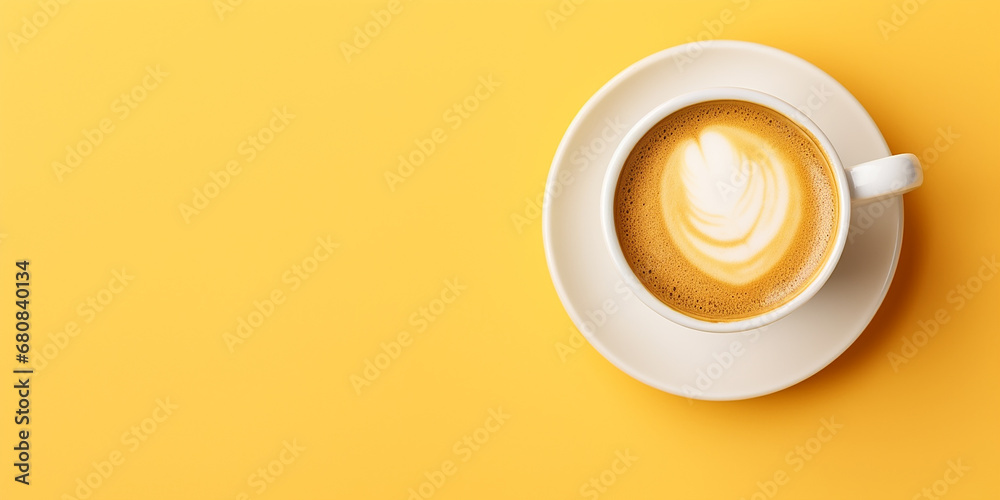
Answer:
xmin=660 ymin=125 xmax=802 ymax=285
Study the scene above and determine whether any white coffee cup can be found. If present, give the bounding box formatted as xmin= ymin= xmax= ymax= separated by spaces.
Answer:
xmin=600 ymin=87 xmax=922 ymax=333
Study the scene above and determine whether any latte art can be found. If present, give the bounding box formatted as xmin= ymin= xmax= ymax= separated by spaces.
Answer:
xmin=661 ymin=126 xmax=801 ymax=285
xmin=613 ymin=100 xmax=839 ymax=321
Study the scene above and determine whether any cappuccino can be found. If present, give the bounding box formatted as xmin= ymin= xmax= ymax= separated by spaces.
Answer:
xmin=613 ymin=100 xmax=839 ymax=322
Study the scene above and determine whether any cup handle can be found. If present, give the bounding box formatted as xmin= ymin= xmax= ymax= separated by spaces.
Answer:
xmin=844 ymin=153 xmax=923 ymax=205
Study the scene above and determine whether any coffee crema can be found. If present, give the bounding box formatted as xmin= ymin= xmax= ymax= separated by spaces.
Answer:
xmin=613 ymin=100 xmax=839 ymax=321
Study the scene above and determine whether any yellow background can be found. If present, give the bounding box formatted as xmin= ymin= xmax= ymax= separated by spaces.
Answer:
xmin=1 ymin=0 xmax=998 ymax=498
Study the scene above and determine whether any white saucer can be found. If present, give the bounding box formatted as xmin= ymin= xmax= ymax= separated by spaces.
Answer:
xmin=543 ymin=41 xmax=903 ymax=400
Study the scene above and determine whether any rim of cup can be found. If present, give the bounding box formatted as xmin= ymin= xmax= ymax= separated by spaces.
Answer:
xmin=600 ymin=87 xmax=853 ymax=333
